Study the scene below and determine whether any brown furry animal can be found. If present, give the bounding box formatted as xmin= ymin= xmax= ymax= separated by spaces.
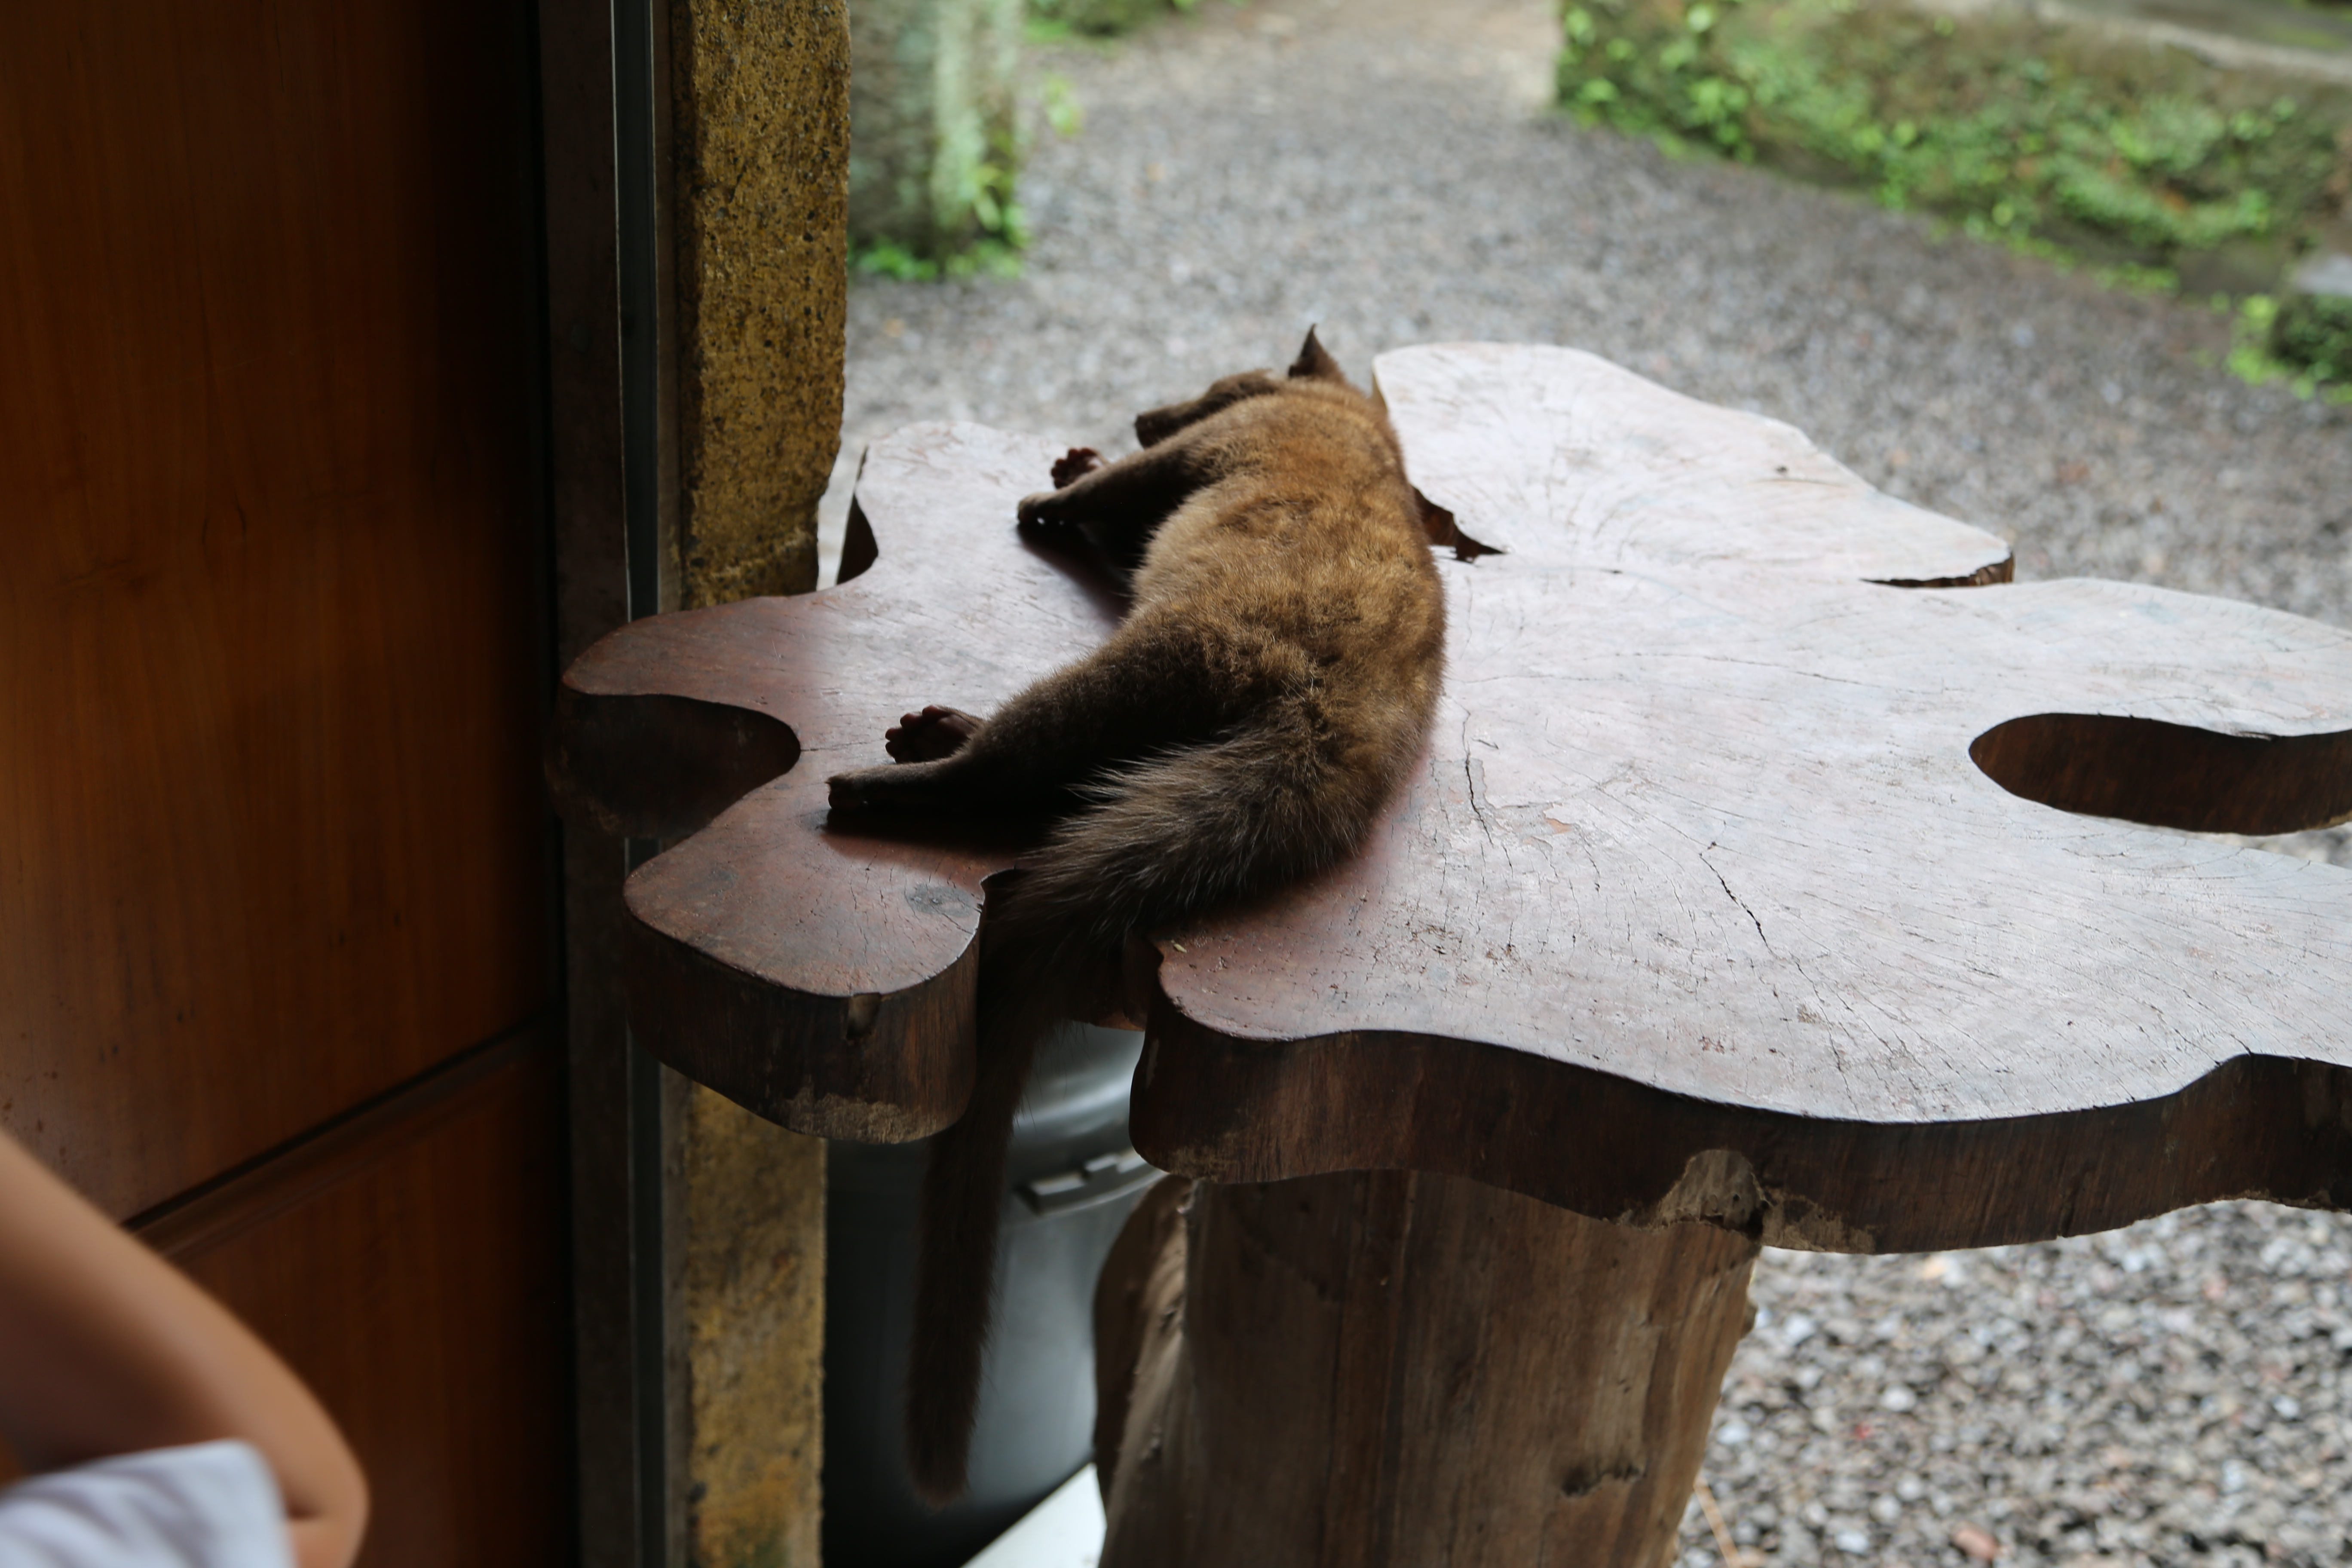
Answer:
xmin=827 ymin=329 xmax=1448 ymax=1504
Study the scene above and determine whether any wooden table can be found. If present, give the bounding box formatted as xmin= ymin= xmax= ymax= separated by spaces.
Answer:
xmin=545 ymin=344 xmax=2352 ymax=1568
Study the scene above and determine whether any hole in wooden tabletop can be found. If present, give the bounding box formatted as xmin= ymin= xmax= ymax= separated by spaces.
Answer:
xmin=1414 ymin=487 xmax=1502 ymax=562
xmin=550 ymin=691 xmax=801 ymax=840
xmin=1971 ymin=714 xmax=2352 ymax=836
xmin=1868 ymin=555 xmax=2014 ymax=589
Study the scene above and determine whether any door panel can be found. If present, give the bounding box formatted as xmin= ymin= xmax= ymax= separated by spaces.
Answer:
xmin=0 ymin=0 xmax=547 ymax=1217
xmin=151 ymin=1036 xmax=572 ymax=1568
xmin=0 ymin=0 xmax=570 ymax=1559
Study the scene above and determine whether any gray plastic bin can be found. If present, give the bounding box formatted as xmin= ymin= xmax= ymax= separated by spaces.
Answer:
xmin=821 ymin=1023 xmax=1158 ymax=1567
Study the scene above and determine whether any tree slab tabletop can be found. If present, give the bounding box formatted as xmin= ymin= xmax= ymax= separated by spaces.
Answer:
xmin=547 ymin=343 xmax=2352 ymax=1246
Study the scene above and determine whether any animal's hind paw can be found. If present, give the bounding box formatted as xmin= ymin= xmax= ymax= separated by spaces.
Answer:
xmin=1016 ymin=492 xmax=1077 ymax=530
xmin=827 ymin=765 xmax=893 ymax=811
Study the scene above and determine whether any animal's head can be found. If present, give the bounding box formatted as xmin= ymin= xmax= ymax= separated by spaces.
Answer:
xmin=1133 ymin=328 xmax=1356 ymax=446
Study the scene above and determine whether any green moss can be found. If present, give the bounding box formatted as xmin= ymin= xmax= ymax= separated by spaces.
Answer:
xmin=1556 ymin=0 xmax=2352 ymax=387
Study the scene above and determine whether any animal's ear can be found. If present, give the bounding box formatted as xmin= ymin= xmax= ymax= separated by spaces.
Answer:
xmin=1287 ymin=326 xmax=1347 ymax=383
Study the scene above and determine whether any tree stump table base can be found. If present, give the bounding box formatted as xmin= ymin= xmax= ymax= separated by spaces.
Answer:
xmin=1093 ymin=1174 xmax=1758 ymax=1568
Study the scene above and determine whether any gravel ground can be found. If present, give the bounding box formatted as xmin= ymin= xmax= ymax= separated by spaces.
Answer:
xmin=1707 ymin=1210 xmax=2352 ymax=1568
xmin=826 ymin=1 xmax=2352 ymax=1561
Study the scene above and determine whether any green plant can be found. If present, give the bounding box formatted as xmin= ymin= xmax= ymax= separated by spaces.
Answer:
xmin=964 ymin=132 xmax=1029 ymax=250
xmin=1041 ymin=72 xmax=1085 ymax=137
xmin=853 ymin=236 xmax=1026 ymax=282
xmin=1026 ymin=0 xmax=1223 ymax=37
xmin=852 ymin=239 xmax=939 ymax=281
xmin=1556 ymin=0 xmax=2352 ymax=390
xmin=2219 ymin=294 xmax=2352 ymax=401
xmin=1561 ymin=1 xmax=1758 ymax=154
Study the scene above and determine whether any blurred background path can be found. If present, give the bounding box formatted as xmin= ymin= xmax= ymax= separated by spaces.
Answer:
xmin=828 ymin=2 xmax=2352 ymax=1561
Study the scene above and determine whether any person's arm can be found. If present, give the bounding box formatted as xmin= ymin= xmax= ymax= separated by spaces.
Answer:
xmin=0 ymin=1130 xmax=368 ymax=1568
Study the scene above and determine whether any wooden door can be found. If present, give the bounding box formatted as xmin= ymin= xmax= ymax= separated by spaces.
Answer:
xmin=0 ymin=1 xmax=569 ymax=1562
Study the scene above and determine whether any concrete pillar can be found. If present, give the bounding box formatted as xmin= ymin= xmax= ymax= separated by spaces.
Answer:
xmin=665 ymin=3 xmax=850 ymax=1563
xmin=671 ymin=0 xmax=849 ymax=603
xmin=676 ymin=1084 xmax=829 ymax=1568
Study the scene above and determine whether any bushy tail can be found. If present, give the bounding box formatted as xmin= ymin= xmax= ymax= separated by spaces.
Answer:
xmin=1020 ymin=703 xmax=1390 ymax=950
xmin=904 ymin=707 xmax=1383 ymax=1504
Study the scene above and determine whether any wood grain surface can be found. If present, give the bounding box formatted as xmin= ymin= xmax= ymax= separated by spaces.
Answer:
xmin=553 ymin=423 xmax=1121 ymax=1136
xmin=166 ymin=1037 xmax=572 ymax=1568
xmin=0 ymin=0 xmax=548 ymax=1217
xmin=548 ymin=344 xmax=2352 ymax=1248
xmin=3 ymin=6 xmax=570 ymax=1559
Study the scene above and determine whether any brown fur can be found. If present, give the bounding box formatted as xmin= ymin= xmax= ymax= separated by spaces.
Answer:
xmin=827 ymin=330 xmax=1448 ymax=1504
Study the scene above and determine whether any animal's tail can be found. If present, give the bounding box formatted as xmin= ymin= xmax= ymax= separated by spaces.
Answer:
xmin=1017 ymin=704 xmax=1393 ymax=948
xmin=903 ymin=704 xmax=1391 ymax=1504
xmin=902 ymin=925 xmax=1060 ymax=1505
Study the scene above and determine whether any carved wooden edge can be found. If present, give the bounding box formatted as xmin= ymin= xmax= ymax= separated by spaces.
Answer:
xmin=545 ymin=596 xmax=999 ymax=1142
xmin=839 ymin=492 xmax=880 ymax=585
xmin=1372 ymin=343 xmax=2017 ymax=589
xmin=1131 ymin=1004 xmax=2352 ymax=1253
xmin=621 ymin=911 xmax=977 ymax=1142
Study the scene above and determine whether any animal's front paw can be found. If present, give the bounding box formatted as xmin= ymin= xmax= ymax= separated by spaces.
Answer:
xmin=1050 ymin=446 xmax=1102 ymax=487
xmin=885 ymin=706 xmax=980 ymax=763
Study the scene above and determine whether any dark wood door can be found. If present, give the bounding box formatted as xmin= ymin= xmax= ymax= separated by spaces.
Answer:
xmin=0 ymin=1 xmax=568 ymax=1562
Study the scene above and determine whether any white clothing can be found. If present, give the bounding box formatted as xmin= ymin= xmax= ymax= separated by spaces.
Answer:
xmin=0 ymin=1441 xmax=289 ymax=1568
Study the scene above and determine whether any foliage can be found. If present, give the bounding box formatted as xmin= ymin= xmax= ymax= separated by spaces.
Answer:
xmin=849 ymin=32 xmax=1107 ymax=282
xmin=858 ymin=111 xmax=1034 ymax=281
xmin=2272 ymin=288 xmax=2352 ymax=381
xmin=962 ymin=126 xmax=1031 ymax=252
xmin=1041 ymin=71 xmax=1085 ymax=137
xmin=1028 ymin=0 xmax=1223 ymax=37
xmin=851 ymin=183 xmax=1025 ymax=281
xmin=2230 ymin=292 xmax=2352 ymax=401
xmin=853 ymin=237 xmax=1025 ymax=281
xmin=1555 ymin=0 xmax=2352 ymax=388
